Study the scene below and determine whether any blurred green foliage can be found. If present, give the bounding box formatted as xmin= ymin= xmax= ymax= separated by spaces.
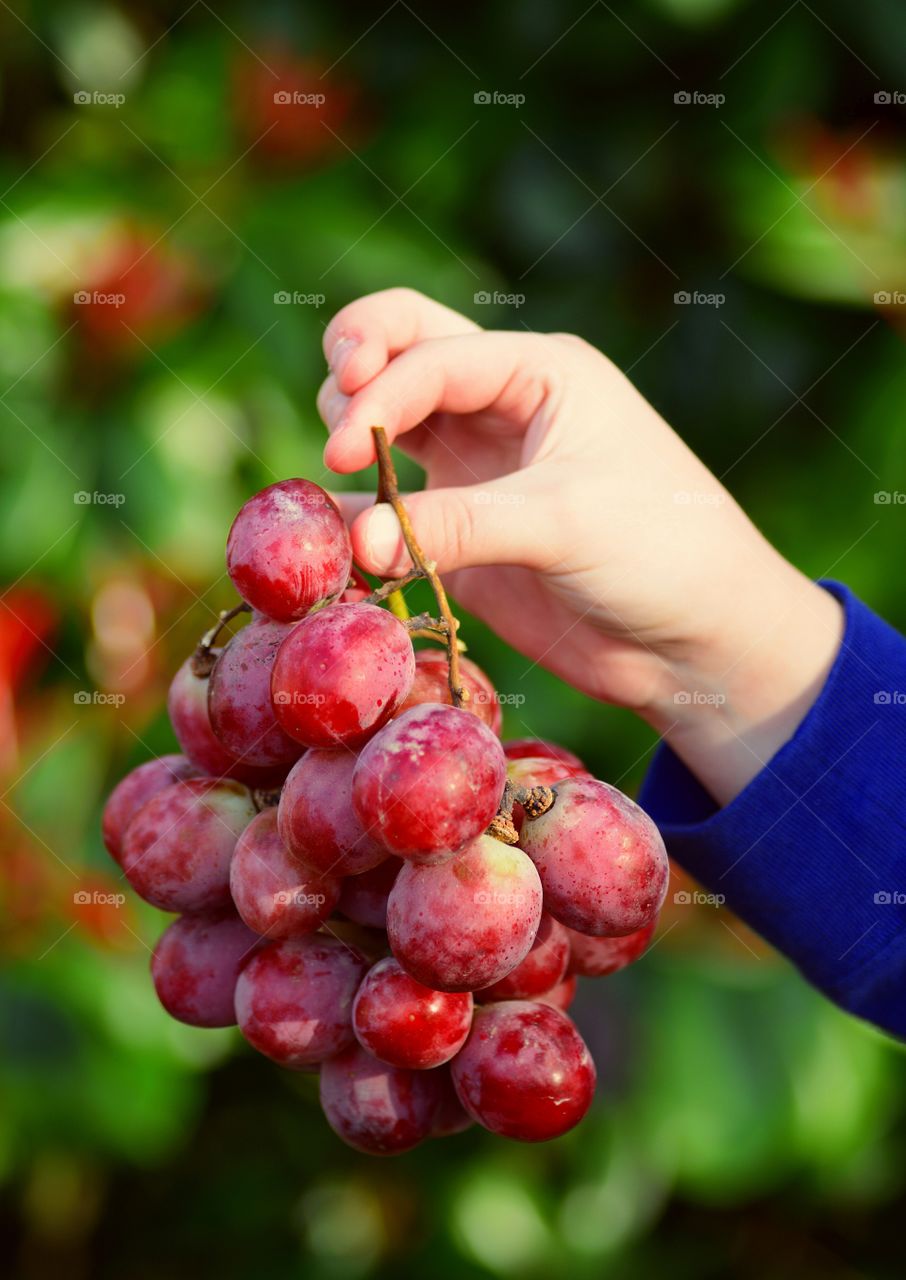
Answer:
xmin=1 ymin=0 xmax=905 ymax=1276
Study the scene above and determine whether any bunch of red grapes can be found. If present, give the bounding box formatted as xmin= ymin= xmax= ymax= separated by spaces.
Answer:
xmin=102 ymin=469 xmax=669 ymax=1155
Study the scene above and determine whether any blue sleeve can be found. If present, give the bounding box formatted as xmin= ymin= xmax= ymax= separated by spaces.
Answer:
xmin=638 ymin=581 xmax=906 ymax=1038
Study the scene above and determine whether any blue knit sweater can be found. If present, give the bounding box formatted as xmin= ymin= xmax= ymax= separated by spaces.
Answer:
xmin=638 ymin=582 xmax=906 ymax=1037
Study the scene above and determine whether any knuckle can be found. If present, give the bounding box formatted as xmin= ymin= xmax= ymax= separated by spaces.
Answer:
xmin=550 ymin=331 xmax=595 ymax=356
xmin=418 ymin=493 xmax=475 ymax=569
xmin=383 ymin=285 xmax=425 ymax=307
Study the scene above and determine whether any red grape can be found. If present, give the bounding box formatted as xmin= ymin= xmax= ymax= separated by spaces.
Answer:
xmin=230 ymin=807 xmax=340 ymax=939
xmin=536 ymin=974 xmax=577 ymax=1012
xmin=226 ymin=478 xmax=352 ymax=621
xmin=319 ymin=1041 xmax=443 ymax=1155
xmin=151 ymin=910 xmax=261 ymax=1027
xmin=396 ymin=649 xmax=501 ymax=733
xmin=168 ymin=654 xmax=287 ymax=787
xmin=278 ymin=749 xmax=386 ymax=876
xmin=325 ymin=919 xmax=391 ymax=964
xmin=272 ymin=603 xmax=415 ymax=748
xmin=337 ymin=857 xmax=400 ymax=929
xmin=565 ymin=920 xmax=656 ymax=977
xmin=507 ymin=755 xmax=593 ymax=832
xmin=431 ymin=1068 xmax=474 ymax=1137
xmin=386 ymin=834 xmax=543 ymax=991
xmin=121 ymin=778 xmax=256 ymax=913
xmin=450 ymin=1001 xmax=595 ymax=1141
xmin=235 ymin=933 xmax=368 ymax=1067
xmin=503 ymin=739 xmax=585 ymax=768
xmin=520 ymin=777 xmax=668 ymax=936
xmin=208 ymin=620 xmax=304 ymax=767
xmin=352 ymin=957 xmax=473 ymax=1069
xmin=353 ymin=704 xmax=507 ymax=863
xmin=476 ymin=913 xmax=570 ymax=1001
xmin=102 ymin=754 xmax=196 ymax=865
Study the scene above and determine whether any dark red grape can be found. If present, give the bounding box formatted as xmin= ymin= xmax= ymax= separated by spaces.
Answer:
xmin=235 ymin=933 xmax=368 ymax=1067
xmin=352 ymin=956 xmax=473 ymax=1069
xmin=337 ymin=857 xmax=400 ymax=929
xmin=168 ymin=654 xmax=287 ymax=787
xmin=151 ymin=910 xmax=261 ymax=1027
xmin=272 ymin=603 xmax=415 ymax=748
xmin=431 ymin=1067 xmax=474 ymax=1137
xmin=503 ymin=739 xmax=585 ymax=768
xmin=476 ymin=913 xmax=570 ymax=1001
xmin=226 ymin=478 xmax=352 ymax=621
xmin=278 ymin=748 xmax=386 ymax=876
xmin=230 ymin=807 xmax=340 ymax=938
xmin=121 ymin=778 xmax=256 ymax=913
xmin=396 ymin=649 xmax=501 ymax=733
xmin=324 ymin=919 xmax=391 ymax=964
xmin=353 ymin=704 xmax=507 ymax=862
xmin=565 ymin=920 xmax=656 ymax=977
xmin=319 ymin=1041 xmax=443 ymax=1155
xmin=450 ymin=1001 xmax=595 ymax=1141
xmin=386 ymin=835 xmax=543 ymax=991
xmin=520 ymin=777 xmax=668 ymax=936
xmin=536 ymin=974 xmax=577 ymax=1012
xmin=102 ymin=754 xmax=196 ymax=865
xmin=208 ymin=620 xmax=304 ymax=767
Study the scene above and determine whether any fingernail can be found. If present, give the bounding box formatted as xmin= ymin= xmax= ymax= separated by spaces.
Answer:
xmin=363 ymin=503 xmax=402 ymax=570
xmin=329 ymin=337 xmax=359 ymax=378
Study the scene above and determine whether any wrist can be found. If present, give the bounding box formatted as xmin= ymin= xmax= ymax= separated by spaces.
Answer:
xmin=644 ymin=564 xmax=845 ymax=806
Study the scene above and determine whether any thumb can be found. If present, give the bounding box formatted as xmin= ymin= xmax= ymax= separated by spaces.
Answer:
xmin=350 ymin=482 xmax=546 ymax=577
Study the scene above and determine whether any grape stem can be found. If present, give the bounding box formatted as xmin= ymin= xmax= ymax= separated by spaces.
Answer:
xmin=371 ymin=426 xmax=466 ymax=708
xmin=486 ymin=780 xmax=557 ymax=845
xmin=190 ymin=601 xmax=251 ymax=677
xmin=365 ymin=568 xmax=427 ymax=604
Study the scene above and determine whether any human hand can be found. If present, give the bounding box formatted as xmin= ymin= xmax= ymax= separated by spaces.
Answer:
xmin=318 ymin=288 xmax=842 ymax=804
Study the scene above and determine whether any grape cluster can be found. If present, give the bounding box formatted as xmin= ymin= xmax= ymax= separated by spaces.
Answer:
xmin=103 ymin=472 xmax=669 ymax=1155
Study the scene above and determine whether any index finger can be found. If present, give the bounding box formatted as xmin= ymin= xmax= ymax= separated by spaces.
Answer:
xmin=323 ymin=287 xmax=480 ymax=395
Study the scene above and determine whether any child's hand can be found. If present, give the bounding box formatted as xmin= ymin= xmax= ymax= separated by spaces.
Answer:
xmin=318 ymin=288 xmax=842 ymax=803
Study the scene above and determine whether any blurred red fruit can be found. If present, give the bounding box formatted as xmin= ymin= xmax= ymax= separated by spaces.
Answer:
xmin=71 ymin=231 xmax=203 ymax=353
xmin=233 ymin=51 xmax=359 ymax=168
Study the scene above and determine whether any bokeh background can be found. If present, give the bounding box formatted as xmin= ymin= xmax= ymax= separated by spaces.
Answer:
xmin=1 ymin=0 xmax=905 ymax=1276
